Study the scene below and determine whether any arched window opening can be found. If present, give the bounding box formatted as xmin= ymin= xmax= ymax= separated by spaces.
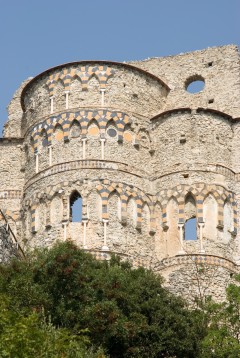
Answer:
xmin=184 ymin=217 xmax=197 ymax=241
xmin=70 ymin=191 xmax=82 ymax=222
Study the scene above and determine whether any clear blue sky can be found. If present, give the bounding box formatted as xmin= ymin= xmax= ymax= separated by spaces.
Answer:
xmin=0 ymin=0 xmax=239 ymax=133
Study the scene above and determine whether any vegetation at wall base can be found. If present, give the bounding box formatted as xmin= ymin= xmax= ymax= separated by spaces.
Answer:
xmin=0 ymin=241 xmax=239 ymax=357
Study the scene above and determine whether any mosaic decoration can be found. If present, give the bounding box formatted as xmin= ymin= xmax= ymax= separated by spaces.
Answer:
xmin=30 ymin=110 xmax=131 ymax=151
xmin=46 ymin=65 xmax=115 ymax=97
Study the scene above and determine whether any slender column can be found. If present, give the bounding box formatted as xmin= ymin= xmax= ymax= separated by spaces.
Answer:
xmin=199 ymin=222 xmax=205 ymax=253
xmin=35 ymin=152 xmax=39 ymax=173
xmin=65 ymin=91 xmax=69 ymax=110
xmin=82 ymin=220 xmax=88 ymax=249
xmin=100 ymin=89 xmax=105 ymax=106
xmin=48 ymin=146 xmax=52 ymax=166
xmin=46 ymin=202 xmax=51 ymax=228
xmin=63 ymin=222 xmax=67 ymax=241
xmin=82 ymin=138 xmax=87 ymax=159
xmin=101 ymin=219 xmax=109 ymax=251
xmin=100 ymin=138 xmax=105 ymax=159
xmin=178 ymin=223 xmax=185 ymax=254
xmin=50 ymin=96 xmax=54 ymax=114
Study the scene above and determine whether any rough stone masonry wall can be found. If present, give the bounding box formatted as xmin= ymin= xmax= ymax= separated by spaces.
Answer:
xmin=0 ymin=45 xmax=239 ymax=302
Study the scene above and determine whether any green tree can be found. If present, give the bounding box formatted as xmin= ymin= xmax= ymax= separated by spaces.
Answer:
xmin=0 ymin=293 xmax=103 ymax=358
xmin=200 ymin=276 xmax=240 ymax=357
xmin=0 ymin=242 xmax=205 ymax=357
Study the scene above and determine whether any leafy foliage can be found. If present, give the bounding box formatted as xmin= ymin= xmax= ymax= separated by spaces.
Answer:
xmin=0 ymin=294 xmax=100 ymax=358
xmin=6 ymin=241 xmax=240 ymax=357
xmin=200 ymin=276 xmax=240 ymax=357
xmin=0 ymin=242 xmax=201 ymax=357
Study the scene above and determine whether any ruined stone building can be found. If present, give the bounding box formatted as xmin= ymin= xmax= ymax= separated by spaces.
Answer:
xmin=1 ymin=45 xmax=240 ymax=301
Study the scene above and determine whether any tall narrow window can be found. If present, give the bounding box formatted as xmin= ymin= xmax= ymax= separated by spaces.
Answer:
xmin=70 ymin=191 xmax=82 ymax=222
xmin=184 ymin=217 xmax=197 ymax=241
xmin=184 ymin=193 xmax=197 ymax=241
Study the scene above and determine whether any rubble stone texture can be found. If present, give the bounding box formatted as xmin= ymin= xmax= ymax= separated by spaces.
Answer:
xmin=1 ymin=45 xmax=240 ymax=302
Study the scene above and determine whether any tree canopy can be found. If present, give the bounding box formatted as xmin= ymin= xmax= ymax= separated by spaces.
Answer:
xmin=0 ymin=241 xmax=239 ymax=357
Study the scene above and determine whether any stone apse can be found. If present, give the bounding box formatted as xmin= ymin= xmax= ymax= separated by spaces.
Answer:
xmin=1 ymin=45 xmax=240 ymax=301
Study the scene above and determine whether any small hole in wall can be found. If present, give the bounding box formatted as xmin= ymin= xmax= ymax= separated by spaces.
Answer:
xmin=183 ymin=173 xmax=189 ymax=178
xmin=132 ymin=93 xmax=138 ymax=98
xmin=208 ymin=99 xmax=214 ymax=104
xmin=180 ymin=135 xmax=186 ymax=144
xmin=208 ymin=62 xmax=213 ymax=67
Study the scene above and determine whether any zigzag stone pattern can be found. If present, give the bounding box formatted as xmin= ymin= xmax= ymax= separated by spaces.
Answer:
xmin=2 ymin=45 xmax=240 ymax=302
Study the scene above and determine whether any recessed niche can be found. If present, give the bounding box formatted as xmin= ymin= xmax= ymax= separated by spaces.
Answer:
xmin=186 ymin=76 xmax=205 ymax=94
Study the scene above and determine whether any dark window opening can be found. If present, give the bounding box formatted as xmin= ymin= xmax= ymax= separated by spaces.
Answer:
xmin=70 ymin=191 xmax=82 ymax=222
xmin=42 ymin=132 xmax=48 ymax=147
xmin=184 ymin=217 xmax=197 ymax=241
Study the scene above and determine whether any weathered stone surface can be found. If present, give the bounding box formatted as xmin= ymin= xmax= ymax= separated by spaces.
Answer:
xmin=1 ymin=45 xmax=240 ymax=301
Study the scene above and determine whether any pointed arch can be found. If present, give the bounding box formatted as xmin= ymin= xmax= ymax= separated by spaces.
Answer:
xmin=87 ymin=189 xmax=102 ymax=221
xmin=40 ymin=128 xmax=48 ymax=149
xmin=154 ymin=202 xmax=165 ymax=259
xmin=51 ymin=194 xmax=63 ymax=224
xmin=123 ymin=123 xmax=134 ymax=143
xmin=70 ymin=119 xmax=81 ymax=138
xmin=203 ymin=193 xmax=218 ymax=240
xmin=224 ymin=199 xmax=233 ymax=240
xmin=108 ymin=190 xmax=121 ymax=221
xmin=127 ymin=196 xmax=137 ymax=228
xmin=106 ymin=119 xmax=118 ymax=140
xmin=184 ymin=193 xmax=197 ymax=220
xmin=141 ymin=202 xmax=150 ymax=235
xmin=30 ymin=136 xmax=35 ymax=153
xmin=87 ymin=119 xmax=100 ymax=137
xmin=137 ymin=129 xmax=151 ymax=149
xmin=54 ymin=80 xmax=65 ymax=112
xmin=53 ymin=123 xmax=64 ymax=142
xmin=166 ymin=197 xmax=179 ymax=256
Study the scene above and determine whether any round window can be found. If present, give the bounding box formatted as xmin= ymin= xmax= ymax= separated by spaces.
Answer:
xmin=107 ymin=128 xmax=117 ymax=138
xmin=185 ymin=76 xmax=205 ymax=94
